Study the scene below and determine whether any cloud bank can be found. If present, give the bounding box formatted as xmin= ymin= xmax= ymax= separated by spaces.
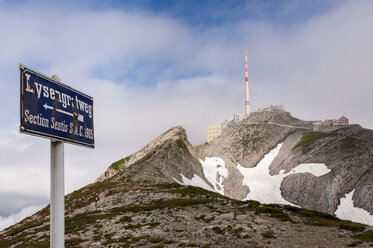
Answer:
xmin=0 ymin=204 xmax=47 ymax=231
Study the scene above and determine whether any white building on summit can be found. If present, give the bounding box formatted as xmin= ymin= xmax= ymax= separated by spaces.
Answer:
xmin=207 ymin=114 xmax=242 ymax=143
xmin=312 ymin=116 xmax=350 ymax=131
xmin=206 ymin=125 xmax=222 ymax=143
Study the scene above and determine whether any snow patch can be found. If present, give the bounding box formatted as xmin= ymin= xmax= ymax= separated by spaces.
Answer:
xmin=237 ymin=144 xmax=332 ymax=205
xmin=236 ymin=143 xmax=295 ymax=205
xmin=290 ymin=163 xmax=331 ymax=177
xmin=173 ymin=173 xmax=215 ymax=192
xmin=195 ymin=145 xmax=332 ymax=205
xmin=335 ymin=190 xmax=373 ymax=226
xmin=199 ymin=157 xmax=228 ymax=195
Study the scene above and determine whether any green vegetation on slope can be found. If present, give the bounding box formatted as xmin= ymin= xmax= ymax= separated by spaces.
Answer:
xmin=341 ymin=137 xmax=361 ymax=150
xmin=353 ymin=231 xmax=373 ymax=242
xmin=175 ymin=138 xmax=187 ymax=149
xmin=293 ymin=132 xmax=335 ymax=152
xmin=283 ymin=205 xmax=366 ymax=231
xmin=1 ymin=183 xmax=371 ymax=247
xmin=109 ymin=155 xmax=131 ymax=171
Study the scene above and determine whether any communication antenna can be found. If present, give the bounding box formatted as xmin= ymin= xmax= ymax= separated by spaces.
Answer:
xmin=245 ymin=50 xmax=250 ymax=117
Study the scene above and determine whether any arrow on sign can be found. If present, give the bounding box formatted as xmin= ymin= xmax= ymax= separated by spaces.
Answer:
xmin=43 ymin=103 xmax=74 ymax=117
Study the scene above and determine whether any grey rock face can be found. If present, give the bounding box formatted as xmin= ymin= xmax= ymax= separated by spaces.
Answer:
xmin=353 ymin=168 xmax=373 ymax=214
xmin=112 ymin=126 xmax=209 ymax=186
xmin=278 ymin=125 xmax=373 ymax=215
xmin=96 ymin=126 xmax=197 ymax=182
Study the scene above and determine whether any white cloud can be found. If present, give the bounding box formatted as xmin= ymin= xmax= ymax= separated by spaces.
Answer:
xmin=0 ymin=126 xmax=31 ymax=152
xmin=0 ymin=165 xmax=49 ymax=197
xmin=0 ymin=203 xmax=47 ymax=231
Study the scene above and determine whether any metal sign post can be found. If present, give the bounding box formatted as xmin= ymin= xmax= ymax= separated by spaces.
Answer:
xmin=50 ymin=140 xmax=64 ymax=248
xmin=19 ymin=65 xmax=95 ymax=248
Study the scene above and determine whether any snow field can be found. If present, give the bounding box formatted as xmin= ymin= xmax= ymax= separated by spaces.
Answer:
xmin=289 ymin=163 xmax=331 ymax=177
xmin=335 ymin=190 xmax=373 ymax=226
xmin=198 ymin=157 xmax=228 ymax=195
xmin=237 ymin=143 xmax=332 ymax=205
xmin=173 ymin=174 xmax=215 ymax=192
xmin=236 ymin=143 xmax=295 ymax=205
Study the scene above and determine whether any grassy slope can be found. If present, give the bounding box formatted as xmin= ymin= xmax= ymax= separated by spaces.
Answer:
xmin=0 ymin=180 xmax=372 ymax=247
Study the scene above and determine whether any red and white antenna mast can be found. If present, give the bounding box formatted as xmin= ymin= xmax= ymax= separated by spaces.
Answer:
xmin=245 ymin=50 xmax=250 ymax=117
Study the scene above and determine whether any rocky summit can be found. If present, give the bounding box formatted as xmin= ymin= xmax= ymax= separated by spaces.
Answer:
xmin=1 ymin=108 xmax=372 ymax=247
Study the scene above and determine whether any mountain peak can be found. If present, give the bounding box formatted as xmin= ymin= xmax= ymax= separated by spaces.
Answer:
xmin=96 ymin=126 xmax=189 ymax=182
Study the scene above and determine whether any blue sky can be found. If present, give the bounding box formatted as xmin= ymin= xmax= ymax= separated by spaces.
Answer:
xmin=0 ymin=0 xmax=372 ymax=230
xmin=63 ymin=0 xmax=341 ymax=27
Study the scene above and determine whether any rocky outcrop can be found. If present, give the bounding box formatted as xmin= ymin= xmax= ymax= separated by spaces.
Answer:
xmin=353 ymin=168 xmax=373 ymax=214
xmin=112 ymin=126 xmax=206 ymax=185
xmin=278 ymin=125 xmax=373 ymax=215
xmin=96 ymin=126 xmax=203 ymax=183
